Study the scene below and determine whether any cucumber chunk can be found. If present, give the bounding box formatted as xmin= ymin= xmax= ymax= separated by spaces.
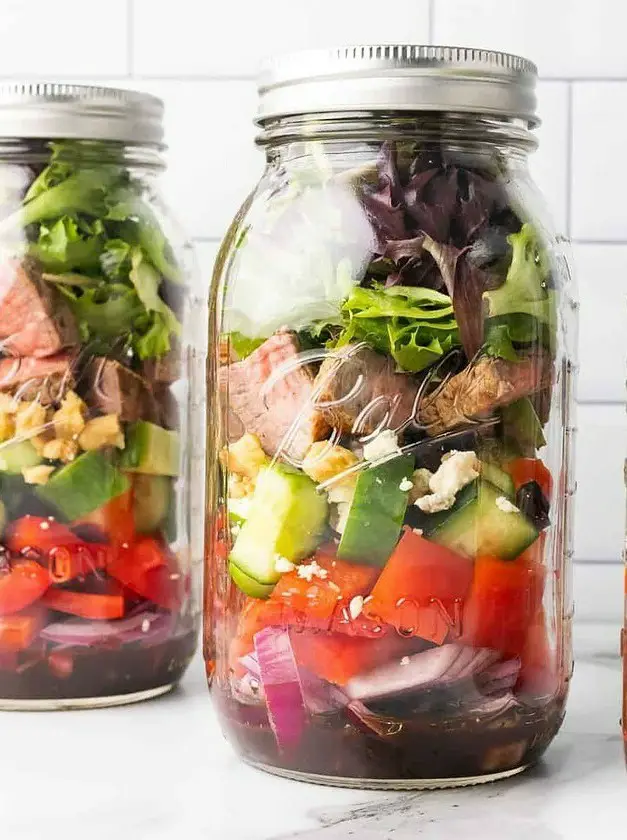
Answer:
xmin=132 ymin=474 xmax=172 ymax=534
xmin=421 ymin=478 xmax=538 ymax=561
xmin=229 ymin=464 xmax=328 ymax=596
xmin=0 ymin=440 xmax=43 ymax=474
xmin=338 ymin=455 xmax=414 ymax=567
xmin=480 ymin=461 xmax=515 ymax=498
xmin=36 ymin=450 xmax=130 ymax=521
xmin=120 ymin=421 xmax=179 ymax=477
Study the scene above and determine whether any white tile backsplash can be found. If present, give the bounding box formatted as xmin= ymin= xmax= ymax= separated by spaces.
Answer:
xmin=0 ymin=0 xmax=622 ymax=620
xmin=571 ymin=82 xmax=627 ymax=241
xmin=0 ymin=0 xmax=129 ymax=77
xmin=433 ymin=0 xmax=627 ymax=79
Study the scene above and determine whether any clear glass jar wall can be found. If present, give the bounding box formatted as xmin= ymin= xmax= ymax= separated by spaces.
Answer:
xmin=206 ymin=48 xmax=578 ymax=787
xmin=0 ymin=86 xmax=201 ymax=708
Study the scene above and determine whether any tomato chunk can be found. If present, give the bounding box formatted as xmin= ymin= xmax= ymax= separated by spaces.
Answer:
xmin=364 ymin=531 xmax=473 ymax=645
xmin=461 ymin=554 xmax=545 ymax=658
xmin=507 ymin=458 xmax=553 ymax=499
xmin=290 ymin=631 xmax=419 ymax=686
xmin=0 ymin=610 xmax=42 ymax=651
xmin=107 ymin=538 xmax=180 ymax=610
xmin=73 ymin=489 xmax=135 ymax=545
xmin=0 ymin=560 xmax=50 ymax=616
xmin=6 ymin=516 xmax=80 ymax=556
xmin=43 ymin=587 xmax=125 ymax=620
xmin=518 ymin=606 xmax=559 ymax=697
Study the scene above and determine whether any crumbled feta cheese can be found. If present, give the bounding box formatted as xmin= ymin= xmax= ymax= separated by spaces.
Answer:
xmin=230 ymin=523 xmax=241 ymax=537
xmin=412 ymin=528 xmax=423 ymax=536
xmin=400 ymin=656 xmax=410 ymax=666
xmin=274 ymin=555 xmax=296 ymax=574
xmin=429 ymin=451 xmax=479 ymax=498
xmin=297 ymin=560 xmax=328 ymax=582
xmin=496 ymin=496 xmax=520 ymax=514
xmin=329 ymin=502 xmax=351 ymax=535
xmin=399 ymin=477 xmax=413 ymax=492
xmin=408 ymin=468 xmax=433 ymax=503
xmin=363 ymin=430 xmax=401 ymax=463
xmin=141 ymin=619 xmax=151 ymax=633
xmin=39 ymin=521 xmax=50 ymax=531
xmin=416 ymin=493 xmax=456 ymax=514
xmin=349 ymin=595 xmax=364 ymax=620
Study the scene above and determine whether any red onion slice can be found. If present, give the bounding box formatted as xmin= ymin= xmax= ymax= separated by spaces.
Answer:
xmin=40 ymin=610 xmax=173 ymax=647
xmin=253 ymin=627 xmax=308 ymax=751
xmin=345 ymin=643 xmax=502 ymax=702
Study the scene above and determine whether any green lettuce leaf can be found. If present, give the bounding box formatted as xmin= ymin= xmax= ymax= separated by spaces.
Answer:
xmin=100 ymin=238 xmax=132 ymax=280
xmin=229 ymin=332 xmax=265 ymax=359
xmin=28 ymin=216 xmax=105 ymax=273
xmin=60 ymin=282 xmax=143 ymax=340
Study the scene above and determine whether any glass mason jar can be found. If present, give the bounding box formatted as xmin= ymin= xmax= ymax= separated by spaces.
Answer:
xmin=0 ymin=85 xmax=201 ymax=709
xmin=206 ymin=46 xmax=578 ymax=787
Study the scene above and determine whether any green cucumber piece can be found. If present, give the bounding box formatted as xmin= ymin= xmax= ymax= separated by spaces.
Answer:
xmin=132 ymin=474 xmax=172 ymax=534
xmin=480 ymin=461 xmax=515 ymax=498
xmin=36 ymin=450 xmax=130 ymax=521
xmin=229 ymin=464 xmax=328 ymax=595
xmin=0 ymin=440 xmax=43 ymax=474
xmin=229 ymin=562 xmax=276 ymax=600
xmin=120 ymin=421 xmax=179 ymax=477
xmin=419 ymin=478 xmax=538 ymax=561
xmin=502 ymin=397 xmax=546 ymax=452
xmin=337 ymin=455 xmax=414 ymax=567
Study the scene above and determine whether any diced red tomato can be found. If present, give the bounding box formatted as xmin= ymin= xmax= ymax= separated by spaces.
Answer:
xmin=270 ymin=552 xmax=380 ymax=635
xmin=518 ymin=606 xmax=559 ymax=697
xmin=0 ymin=560 xmax=50 ymax=616
xmin=73 ymin=489 xmax=135 ymax=545
xmin=107 ymin=537 xmax=181 ymax=610
xmin=364 ymin=531 xmax=473 ymax=645
xmin=6 ymin=516 xmax=81 ymax=556
xmin=461 ymin=553 xmax=545 ymax=658
xmin=507 ymin=458 xmax=553 ymax=499
xmin=0 ymin=610 xmax=42 ymax=651
xmin=290 ymin=631 xmax=419 ymax=686
xmin=43 ymin=586 xmax=125 ymax=620
xmin=48 ymin=543 xmax=110 ymax=583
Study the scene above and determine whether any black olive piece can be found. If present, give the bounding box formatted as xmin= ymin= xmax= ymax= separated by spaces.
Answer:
xmin=516 ymin=481 xmax=551 ymax=531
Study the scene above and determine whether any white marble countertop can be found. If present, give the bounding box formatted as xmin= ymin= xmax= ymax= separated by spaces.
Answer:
xmin=0 ymin=623 xmax=625 ymax=840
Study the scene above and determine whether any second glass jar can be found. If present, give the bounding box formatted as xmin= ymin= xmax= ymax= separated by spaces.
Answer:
xmin=207 ymin=46 xmax=578 ymax=787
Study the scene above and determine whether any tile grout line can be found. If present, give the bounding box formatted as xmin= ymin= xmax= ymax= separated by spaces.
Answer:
xmin=565 ymin=81 xmax=574 ymax=239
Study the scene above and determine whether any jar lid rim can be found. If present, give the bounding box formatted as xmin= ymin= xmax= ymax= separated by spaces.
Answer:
xmin=256 ymin=45 xmax=539 ymax=127
xmin=0 ymin=83 xmax=164 ymax=145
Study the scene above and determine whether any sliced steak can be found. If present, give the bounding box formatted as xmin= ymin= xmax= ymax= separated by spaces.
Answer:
xmin=419 ymin=352 xmax=553 ymax=436
xmin=315 ymin=344 xmax=421 ymax=437
xmin=0 ymin=353 xmax=75 ymax=405
xmin=142 ymin=342 xmax=181 ymax=385
xmin=224 ymin=329 xmax=327 ymax=460
xmin=83 ymin=357 xmax=159 ymax=423
xmin=0 ymin=258 xmax=78 ymax=357
xmin=154 ymin=384 xmax=179 ymax=430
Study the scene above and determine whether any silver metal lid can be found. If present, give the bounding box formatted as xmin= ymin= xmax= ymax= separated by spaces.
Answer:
xmin=257 ymin=45 xmax=539 ymax=127
xmin=0 ymin=83 xmax=164 ymax=144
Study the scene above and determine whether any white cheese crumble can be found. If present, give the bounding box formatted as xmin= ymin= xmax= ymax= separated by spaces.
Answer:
xmin=363 ymin=430 xmax=401 ymax=463
xmin=348 ymin=595 xmax=364 ymax=620
xmin=416 ymin=493 xmax=456 ymax=514
xmin=413 ymin=528 xmax=424 ymax=536
xmin=429 ymin=451 xmax=479 ymax=498
xmin=496 ymin=496 xmax=520 ymax=514
xmin=141 ymin=619 xmax=151 ymax=633
xmin=400 ymin=656 xmax=410 ymax=666
xmin=415 ymin=451 xmax=479 ymax=515
xmin=399 ymin=477 xmax=413 ymax=492
xmin=230 ymin=523 xmax=241 ymax=537
xmin=330 ymin=502 xmax=351 ymax=535
xmin=39 ymin=521 xmax=50 ymax=531
xmin=274 ymin=555 xmax=296 ymax=574
xmin=297 ymin=560 xmax=328 ymax=582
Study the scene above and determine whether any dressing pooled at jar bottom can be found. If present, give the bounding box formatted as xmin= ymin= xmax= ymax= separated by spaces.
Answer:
xmin=206 ymin=44 xmax=577 ymax=788
xmin=0 ymin=84 xmax=201 ymax=708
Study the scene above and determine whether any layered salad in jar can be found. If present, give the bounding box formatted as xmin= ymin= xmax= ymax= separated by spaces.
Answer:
xmin=214 ymin=140 xmax=568 ymax=781
xmin=0 ymin=142 xmax=196 ymax=702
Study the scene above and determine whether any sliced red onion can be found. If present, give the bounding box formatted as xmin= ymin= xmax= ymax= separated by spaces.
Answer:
xmin=253 ymin=627 xmax=308 ymax=751
xmin=40 ymin=610 xmax=173 ymax=647
xmin=477 ymin=658 xmax=522 ymax=695
xmin=238 ymin=652 xmax=260 ymax=679
xmin=345 ymin=643 xmax=502 ymax=702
